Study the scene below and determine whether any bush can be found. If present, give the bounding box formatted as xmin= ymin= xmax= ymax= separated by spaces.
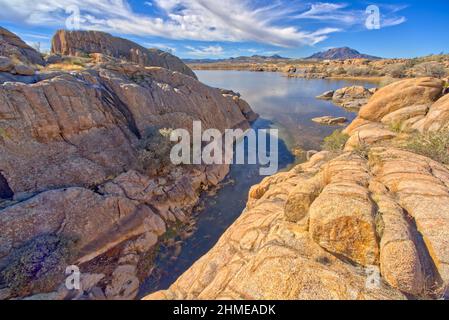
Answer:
xmin=346 ymin=66 xmax=373 ymax=77
xmin=322 ymin=130 xmax=350 ymax=152
xmin=405 ymin=130 xmax=449 ymax=165
xmin=389 ymin=121 xmax=403 ymax=133
xmin=384 ymin=63 xmax=408 ymax=78
xmin=134 ymin=126 xmax=176 ymax=176
xmin=328 ymin=66 xmax=346 ymax=75
xmin=0 ymin=234 xmax=77 ymax=296
xmin=414 ymin=62 xmax=447 ymax=78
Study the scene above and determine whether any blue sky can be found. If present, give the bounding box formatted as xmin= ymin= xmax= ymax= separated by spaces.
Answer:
xmin=0 ymin=0 xmax=448 ymax=59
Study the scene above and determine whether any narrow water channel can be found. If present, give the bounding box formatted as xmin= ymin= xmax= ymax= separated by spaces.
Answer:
xmin=139 ymin=71 xmax=376 ymax=297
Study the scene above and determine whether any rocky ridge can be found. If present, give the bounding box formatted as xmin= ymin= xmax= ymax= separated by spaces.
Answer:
xmin=51 ymin=30 xmax=197 ymax=79
xmin=0 ymin=27 xmax=45 ymax=66
xmin=145 ymin=77 xmax=449 ymax=300
xmin=0 ymin=28 xmax=257 ymax=300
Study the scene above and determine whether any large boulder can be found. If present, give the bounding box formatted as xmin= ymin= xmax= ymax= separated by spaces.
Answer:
xmin=145 ymin=146 xmax=449 ymax=300
xmin=13 ymin=64 xmax=35 ymax=76
xmin=358 ymin=78 xmax=444 ymax=121
xmin=51 ymin=30 xmax=197 ymax=79
xmin=144 ymin=154 xmax=405 ymax=300
xmin=370 ymin=148 xmax=449 ymax=293
xmin=309 ymin=154 xmax=379 ymax=266
xmin=312 ymin=116 xmax=347 ymax=125
xmin=332 ymin=86 xmax=373 ymax=110
xmin=0 ymin=63 xmax=254 ymax=195
xmin=415 ymin=93 xmax=449 ymax=132
xmin=0 ymin=56 xmax=13 ymax=72
xmin=0 ymin=27 xmax=44 ymax=65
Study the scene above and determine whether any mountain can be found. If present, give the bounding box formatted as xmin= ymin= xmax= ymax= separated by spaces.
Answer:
xmin=184 ymin=54 xmax=290 ymax=64
xmin=306 ymin=47 xmax=381 ymax=60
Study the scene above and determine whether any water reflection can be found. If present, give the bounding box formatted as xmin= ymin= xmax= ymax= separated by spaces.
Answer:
xmin=196 ymin=70 xmax=376 ymax=150
xmin=139 ymin=71 xmax=377 ymax=297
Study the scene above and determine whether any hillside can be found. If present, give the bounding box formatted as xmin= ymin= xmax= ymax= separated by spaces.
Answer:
xmin=306 ymin=47 xmax=381 ymax=60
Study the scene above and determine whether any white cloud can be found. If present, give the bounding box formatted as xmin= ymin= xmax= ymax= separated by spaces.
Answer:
xmin=186 ymin=45 xmax=224 ymax=57
xmin=294 ymin=2 xmax=406 ymax=28
xmin=0 ymin=0 xmax=340 ymax=47
xmin=382 ymin=17 xmax=407 ymax=28
xmin=0 ymin=1 xmax=406 ymax=48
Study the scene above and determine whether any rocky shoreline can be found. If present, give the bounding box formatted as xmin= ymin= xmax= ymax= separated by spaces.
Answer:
xmin=188 ymin=54 xmax=449 ymax=85
xmin=1 ymin=26 xmax=448 ymax=301
xmin=145 ymin=77 xmax=449 ymax=300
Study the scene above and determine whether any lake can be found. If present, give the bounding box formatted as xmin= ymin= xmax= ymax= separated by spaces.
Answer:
xmin=138 ymin=71 xmax=376 ymax=297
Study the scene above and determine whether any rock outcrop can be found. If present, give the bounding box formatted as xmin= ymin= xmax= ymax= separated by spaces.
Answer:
xmin=312 ymin=116 xmax=347 ymax=125
xmin=0 ymin=62 xmax=254 ymax=195
xmin=0 ymin=27 xmax=44 ymax=65
xmin=333 ymin=86 xmax=374 ymax=110
xmin=344 ymin=78 xmax=446 ymax=149
xmin=145 ymin=77 xmax=449 ymax=300
xmin=51 ymin=30 xmax=197 ymax=79
xmin=0 ymin=30 xmax=257 ymax=300
xmin=317 ymin=86 xmax=374 ymax=110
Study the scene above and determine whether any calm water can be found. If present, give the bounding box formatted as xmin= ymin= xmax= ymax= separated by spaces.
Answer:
xmin=139 ymin=71 xmax=376 ymax=297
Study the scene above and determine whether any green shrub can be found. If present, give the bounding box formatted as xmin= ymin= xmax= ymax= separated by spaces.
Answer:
xmin=0 ymin=234 xmax=77 ymax=296
xmin=405 ymin=130 xmax=449 ymax=165
xmin=322 ymin=130 xmax=350 ymax=153
xmin=71 ymin=59 xmax=86 ymax=67
xmin=389 ymin=121 xmax=403 ymax=133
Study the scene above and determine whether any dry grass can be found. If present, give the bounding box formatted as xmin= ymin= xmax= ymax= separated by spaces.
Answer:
xmin=43 ymin=57 xmax=91 ymax=72
xmin=404 ymin=130 xmax=449 ymax=165
xmin=44 ymin=63 xmax=85 ymax=71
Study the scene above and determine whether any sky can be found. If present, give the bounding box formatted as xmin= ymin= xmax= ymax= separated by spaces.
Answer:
xmin=0 ymin=0 xmax=448 ymax=59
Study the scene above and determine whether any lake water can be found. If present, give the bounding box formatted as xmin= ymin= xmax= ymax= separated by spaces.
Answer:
xmin=138 ymin=71 xmax=376 ymax=297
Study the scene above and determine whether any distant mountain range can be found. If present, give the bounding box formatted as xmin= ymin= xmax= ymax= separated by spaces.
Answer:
xmin=306 ymin=47 xmax=381 ymax=60
xmin=183 ymin=48 xmax=381 ymax=64
xmin=183 ymin=54 xmax=290 ymax=64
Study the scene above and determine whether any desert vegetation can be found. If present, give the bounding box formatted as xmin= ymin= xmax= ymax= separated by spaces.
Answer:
xmin=404 ymin=129 xmax=449 ymax=165
xmin=322 ymin=130 xmax=350 ymax=153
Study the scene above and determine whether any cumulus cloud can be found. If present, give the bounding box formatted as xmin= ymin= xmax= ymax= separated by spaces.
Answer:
xmin=0 ymin=0 xmax=340 ymax=47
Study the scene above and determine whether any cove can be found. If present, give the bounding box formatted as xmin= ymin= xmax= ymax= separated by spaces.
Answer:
xmin=138 ymin=70 xmax=376 ymax=297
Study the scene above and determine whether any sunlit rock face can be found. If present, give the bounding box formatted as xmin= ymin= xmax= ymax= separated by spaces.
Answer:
xmin=146 ymin=78 xmax=449 ymax=301
xmin=0 ymin=27 xmax=258 ymax=300
xmin=51 ymin=30 xmax=197 ymax=79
